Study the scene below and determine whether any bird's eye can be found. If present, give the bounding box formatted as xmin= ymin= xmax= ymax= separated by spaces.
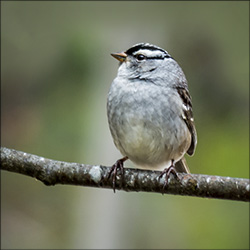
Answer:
xmin=136 ymin=54 xmax=146 ymax=61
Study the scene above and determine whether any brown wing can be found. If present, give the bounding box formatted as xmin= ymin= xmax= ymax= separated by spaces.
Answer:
xmin=176 ymin=86 xmax=197 ymax=156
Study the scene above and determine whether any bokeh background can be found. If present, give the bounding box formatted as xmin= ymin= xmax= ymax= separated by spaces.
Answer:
xmin=1 ymin=1 xmax=249 ymax=249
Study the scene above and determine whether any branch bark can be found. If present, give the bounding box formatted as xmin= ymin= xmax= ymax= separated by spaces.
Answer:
xmin=1 ymin=147 xmax=249 ymax=202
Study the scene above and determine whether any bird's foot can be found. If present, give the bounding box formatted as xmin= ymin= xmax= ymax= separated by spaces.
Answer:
xmin=159 ymin=160 xmax=178 ymax=190
xmin=108 ymin=156 xmax=128 ymax=193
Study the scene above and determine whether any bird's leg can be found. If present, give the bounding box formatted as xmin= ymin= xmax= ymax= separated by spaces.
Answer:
xmin=108 ymin=156 xmax=128 ymax=193
xmin=159 ymin=160 xmax=178 ymax=190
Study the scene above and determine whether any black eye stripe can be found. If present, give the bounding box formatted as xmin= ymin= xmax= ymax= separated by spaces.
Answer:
xmin=134 ymin=55 xmax=172 ymax=60
xmin=147 ymin=56 xmax=172 ymax=60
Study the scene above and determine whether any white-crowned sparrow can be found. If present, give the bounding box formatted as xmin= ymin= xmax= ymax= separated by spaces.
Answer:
xmin=107 ymin=43 xmax=197 ymax=191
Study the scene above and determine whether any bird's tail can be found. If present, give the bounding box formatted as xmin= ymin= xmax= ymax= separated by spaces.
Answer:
xmin=174 ymin=157 xmax=190 ymax=173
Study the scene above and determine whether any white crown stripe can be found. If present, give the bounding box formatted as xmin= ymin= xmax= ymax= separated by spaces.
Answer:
xmin=134 ymin=49 xmax=166 ymax=58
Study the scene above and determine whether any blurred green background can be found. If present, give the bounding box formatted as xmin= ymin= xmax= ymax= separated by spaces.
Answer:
xmin=1 ymin=1 xmax=249 ymax=249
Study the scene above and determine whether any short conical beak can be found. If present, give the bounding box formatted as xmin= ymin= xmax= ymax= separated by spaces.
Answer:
xmin=111 ymin=52 xmax=127 ymax=62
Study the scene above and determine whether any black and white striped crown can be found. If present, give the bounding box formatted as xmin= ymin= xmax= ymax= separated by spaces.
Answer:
xmin=125 ymin=43 xmax=172 ymax=59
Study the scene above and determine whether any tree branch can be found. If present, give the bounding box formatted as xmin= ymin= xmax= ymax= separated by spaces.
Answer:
xmin=1 ymin=147 xmax=249 ymax=202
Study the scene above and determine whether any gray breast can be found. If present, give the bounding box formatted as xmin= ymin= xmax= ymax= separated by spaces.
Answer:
xmin=107 ymin=77 xmax=191 ymax=168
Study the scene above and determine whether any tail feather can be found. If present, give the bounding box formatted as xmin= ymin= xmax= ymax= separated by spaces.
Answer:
xmin=174 ymin=157 xmax=190 ymax=173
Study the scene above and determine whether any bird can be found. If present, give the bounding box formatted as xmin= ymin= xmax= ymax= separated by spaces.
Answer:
xmin=107 ymin=43 xmax=197 ymax=192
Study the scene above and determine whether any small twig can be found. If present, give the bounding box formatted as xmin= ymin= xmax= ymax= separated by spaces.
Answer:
xmin=1 ymin=147 xmax=249 ymax=202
